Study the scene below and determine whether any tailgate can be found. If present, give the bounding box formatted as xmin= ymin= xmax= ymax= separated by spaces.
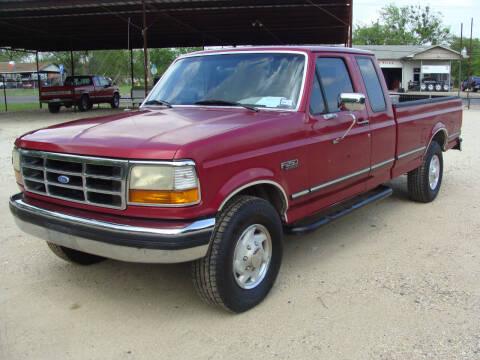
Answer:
xmin=40 ymin=86 xmax=73 ymax=100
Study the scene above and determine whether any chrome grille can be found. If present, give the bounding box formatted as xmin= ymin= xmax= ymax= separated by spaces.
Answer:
xmin=19 ymin=149 xmax=129 ymax=210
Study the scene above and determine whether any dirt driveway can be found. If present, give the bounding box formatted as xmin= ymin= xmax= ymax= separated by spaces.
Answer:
xmin=1 ymin=107 xmax=479 ymax=359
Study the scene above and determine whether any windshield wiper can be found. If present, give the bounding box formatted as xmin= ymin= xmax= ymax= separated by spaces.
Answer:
xmin=194 ymin=99 xmax=259 ymax=112
xmin=143 ymin=99 xmax=172 ymax=108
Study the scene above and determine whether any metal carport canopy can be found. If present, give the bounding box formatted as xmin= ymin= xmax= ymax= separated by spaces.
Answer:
xmin=0 ymin=0 xmax=352 ymax=51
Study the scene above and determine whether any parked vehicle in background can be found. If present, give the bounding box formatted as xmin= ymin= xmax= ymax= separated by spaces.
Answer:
xmin=10 ymin=46 xmax=463 ymax=312
xmin=462 ymin=76 xmax=480 ymax=92
xmin=419 ymin=78 xmax=450 ymax=92
xmin=39 ymin=75 xmax=120 ymax=113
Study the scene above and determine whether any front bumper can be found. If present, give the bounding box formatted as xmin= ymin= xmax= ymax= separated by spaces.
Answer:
xmin=9 ymin=193 xmax=215 ymax=263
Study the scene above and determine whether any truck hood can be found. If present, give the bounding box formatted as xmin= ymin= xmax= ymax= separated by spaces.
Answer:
xmin=16 ymin=107 xmax=290 ymax=160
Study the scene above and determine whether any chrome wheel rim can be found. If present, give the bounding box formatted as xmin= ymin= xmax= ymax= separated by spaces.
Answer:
xmin=232 ymin=224 xmax=272 ymax=289
xmin=429 ymin=154 xmax=440 ymax=190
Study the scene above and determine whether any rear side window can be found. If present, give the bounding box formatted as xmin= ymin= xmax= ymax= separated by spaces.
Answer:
xmin=316 ymin=58 xmax=354 ymax=112
xmin=356 ymin=57 xmax=386 ymax=112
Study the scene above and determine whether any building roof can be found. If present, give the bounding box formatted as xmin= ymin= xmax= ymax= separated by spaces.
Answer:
xmin=0 ymin=0 xmax=353 ymax=51
xmin=0 ymin=62 xmax=59 ymax=74
xmin=354 ymin=45 xmax=461 ymax=61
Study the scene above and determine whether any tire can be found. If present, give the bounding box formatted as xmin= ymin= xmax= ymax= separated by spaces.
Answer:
xmin=192 ymin=195 xmax=283 ymax=313
xmin=407 ymin=141 xmax=443 ymax=203
xmin=111 ymin=93 xmax=120 ymax=108
xmin=48 ymin=103 xmax=60 ymax=113
xmin=427 ymin=84 xmax=434 ymax=91
xmin=435 ymin=84 xmax=442 ymax=92
xmin=46 ymin=242 xmax=105 ymax=265
xmin=78 ymin=94 xmax=90 ymax=112
xmin=65 ymin=103 xmax=72 ymax=108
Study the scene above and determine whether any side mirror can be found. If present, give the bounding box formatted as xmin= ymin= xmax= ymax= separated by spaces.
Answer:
xmin=338 ymin=93 xmax=366 ymax=111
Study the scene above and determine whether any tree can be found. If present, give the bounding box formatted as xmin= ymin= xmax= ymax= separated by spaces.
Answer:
xmin=449 ymin=36 xmax=480 ymax=85
xmin=0 ymin=49 xmax=30 ymax=62
xmin=353 ymin=4 xmax=450 ymax=45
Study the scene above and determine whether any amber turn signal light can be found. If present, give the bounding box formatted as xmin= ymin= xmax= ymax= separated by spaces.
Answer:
xmin=129 ymin=188 xmax=199 ymax=205
xmin=14 ymin=170 xmax=23 ymax=185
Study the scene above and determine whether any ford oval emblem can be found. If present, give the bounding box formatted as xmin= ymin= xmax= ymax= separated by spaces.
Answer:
xmin=57 ymin=175 xmax=70 ymax=184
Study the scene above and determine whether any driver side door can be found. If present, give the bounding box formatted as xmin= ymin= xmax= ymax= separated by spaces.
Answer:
xmin=306 ymin=55 xmax=371 ymax=211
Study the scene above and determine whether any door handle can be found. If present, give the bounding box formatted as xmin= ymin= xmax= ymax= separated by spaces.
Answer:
xmin=357 ymin=119 xmax=370 ymax=125
xmin=323 ymin=113 xmax=338 ymax=120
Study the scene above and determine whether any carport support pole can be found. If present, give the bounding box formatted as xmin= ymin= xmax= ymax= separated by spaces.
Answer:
xmin=348 ymin=0 xmax=353 ymax=47
xmin=2 ymin=75 xmax=7 ymax=112
xmin=70 ymin=50 xmax=76 ymax=113
xmin=130 ymin=48 xmax=134 ymax=107
xmin=142 ymin=0 xmax=149 ymax=98
xmin=36 ymin=51 xmax=42 ymax=109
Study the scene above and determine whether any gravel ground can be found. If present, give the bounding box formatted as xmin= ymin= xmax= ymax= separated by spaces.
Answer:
xmin=0 ymin=106 xmax=479 ymax=359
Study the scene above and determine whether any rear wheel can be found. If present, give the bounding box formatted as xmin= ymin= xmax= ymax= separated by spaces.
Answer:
xmin=78 ymin=94 xmax=90 ymax=112
xmin=407 ymin=141 xmax=443 ymax=202
xmin=192 ymin=196 xmax=283 ymax=313
xmin=48 ymin=103 xmax=60 ymax=113
xmin=111 ymin=93 xmax=120 ymax=108
xmin=46 ymin=242 xmax=105 ymax=265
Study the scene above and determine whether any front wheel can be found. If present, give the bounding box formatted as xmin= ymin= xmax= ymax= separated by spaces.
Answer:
xmin=192 ymin=196 xmax=283 ymax=313
xmin=407 ymin=141 xmax=443 ymax=202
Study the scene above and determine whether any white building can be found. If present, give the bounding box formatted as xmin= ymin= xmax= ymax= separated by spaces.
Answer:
xmin=355 ymin=45 xmax=461 ymax=91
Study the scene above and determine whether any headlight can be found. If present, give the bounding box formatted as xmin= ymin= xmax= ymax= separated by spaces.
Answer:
xmin=12 ymin=147 xmax=23 ymax=185
xmin=128 ymin=163 xmax=199 ymax=206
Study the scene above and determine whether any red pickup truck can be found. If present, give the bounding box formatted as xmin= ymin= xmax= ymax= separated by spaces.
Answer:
xmin=40 ymin=75 xmax=120 ymax=113
xmin=10 ymin=47 xmax=462 ymax=312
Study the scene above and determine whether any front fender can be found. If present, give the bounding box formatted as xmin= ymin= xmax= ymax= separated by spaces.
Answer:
xmin=212 ymin=168 xmax=288 ymax=212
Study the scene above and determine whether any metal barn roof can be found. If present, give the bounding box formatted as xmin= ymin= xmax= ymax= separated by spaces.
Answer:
xmin=0 ymin=0 xmax=352 ymax=51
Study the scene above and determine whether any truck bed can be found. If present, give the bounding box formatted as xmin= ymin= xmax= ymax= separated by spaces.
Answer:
xmin=390 ymin=94 xmax=462 ymax=178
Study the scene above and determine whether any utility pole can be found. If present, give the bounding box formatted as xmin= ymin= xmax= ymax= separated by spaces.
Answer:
xmin=458 ymin=23 xmax=463 ymax=97
xmin=467 ymin=18 xmax=473 ymax=110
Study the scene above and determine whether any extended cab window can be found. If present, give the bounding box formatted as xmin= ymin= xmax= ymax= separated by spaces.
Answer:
xmin=356 ymin=57 xmax=386 ymax=112
xmin=93 ymin=77 xmax=101 ymax=86
xmin=65 ymin=76 xmax=92 ymax=86
xmin=316 ymin=58 xmax=353 ymax=112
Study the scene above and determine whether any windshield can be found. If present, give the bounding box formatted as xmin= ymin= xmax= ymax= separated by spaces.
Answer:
xmin=145 ymin=52 xmax=306 ymax=110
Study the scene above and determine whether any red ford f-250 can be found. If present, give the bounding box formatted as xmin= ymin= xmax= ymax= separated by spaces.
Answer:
xmin=10 ymin=47 xmax=462 ymax=312
xmin=40 ymin=75 xmax=120 ymax=113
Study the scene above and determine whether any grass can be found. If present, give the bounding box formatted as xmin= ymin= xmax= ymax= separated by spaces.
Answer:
xmin=3 ymin=85 xmax=132 ymax=96
xmin=0 ymin=103 xmax=41 ymax=112
xmin=3 ymin=88 xmax=39 ymax=96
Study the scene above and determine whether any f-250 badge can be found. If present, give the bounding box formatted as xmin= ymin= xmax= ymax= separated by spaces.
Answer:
xmin=280 ymin=159 xmax=298 ymax=170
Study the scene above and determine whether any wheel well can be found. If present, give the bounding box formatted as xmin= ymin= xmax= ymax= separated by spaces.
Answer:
xmin=223 ymin=183 xmax=288 ymax=221
xmin=431 ymin=129 xmax=447 ymax=150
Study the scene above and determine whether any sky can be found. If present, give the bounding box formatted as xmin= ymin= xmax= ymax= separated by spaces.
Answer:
xmin=353 ymin=0 xmax=480 ymax=39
